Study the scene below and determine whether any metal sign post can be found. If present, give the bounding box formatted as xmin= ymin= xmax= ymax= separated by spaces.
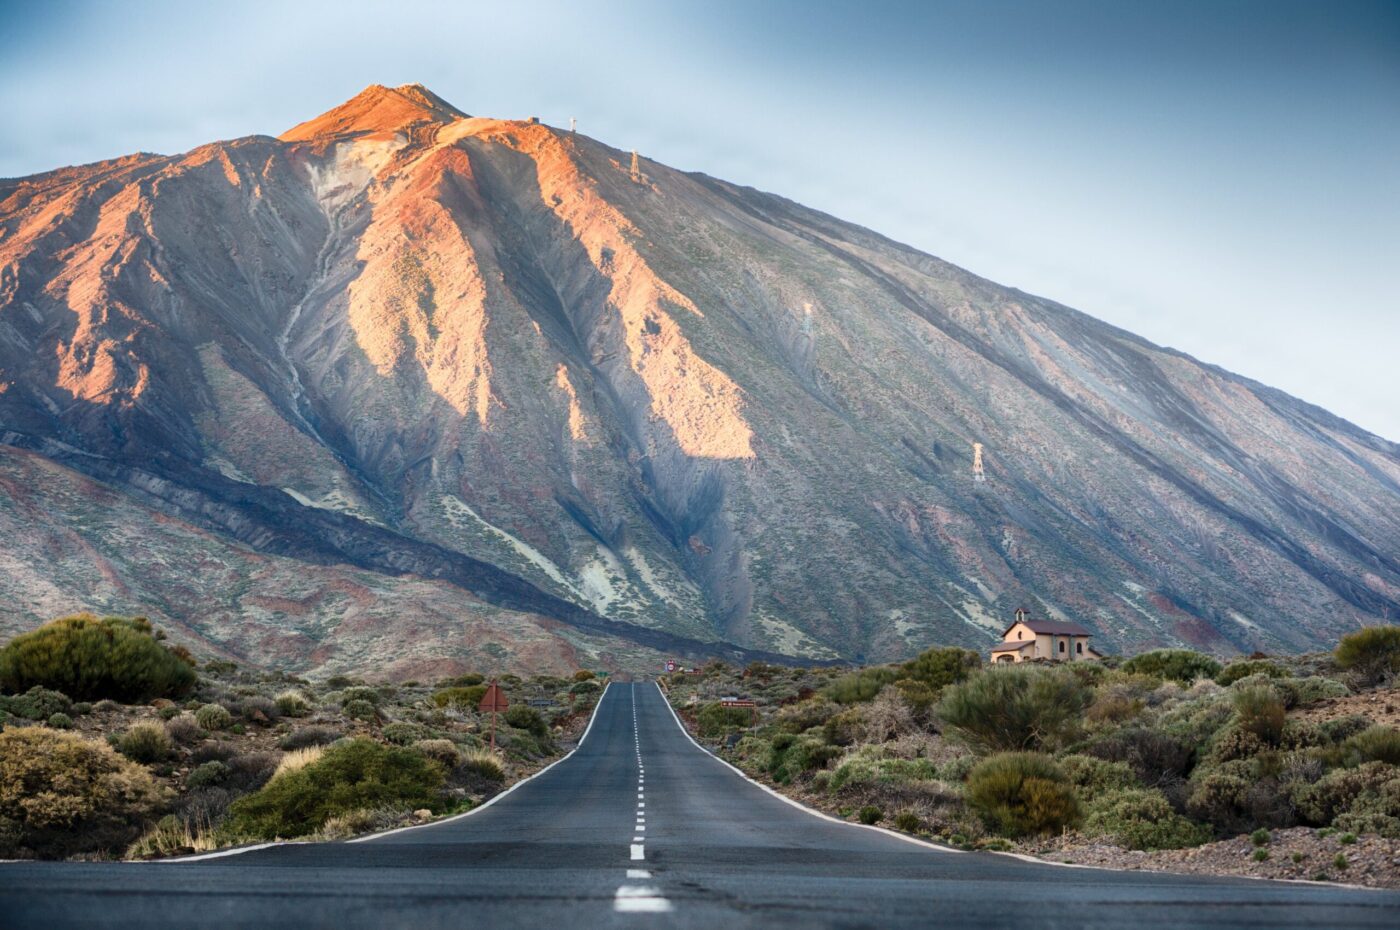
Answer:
xmin=479 ymin=681 xmax=510 ymax=752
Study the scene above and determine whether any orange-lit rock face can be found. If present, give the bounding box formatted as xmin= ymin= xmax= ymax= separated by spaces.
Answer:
xmin=2 ymin=83 xmax=1397 ymax=674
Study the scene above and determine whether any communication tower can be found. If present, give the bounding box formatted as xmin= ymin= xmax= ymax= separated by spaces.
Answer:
xmin=630 ymin=150 xmax=641 ymax=182
xmin=972 ymin=442 xmax=986 ymax=482
xmin=570 ymin=117 xmax=577 ymax=135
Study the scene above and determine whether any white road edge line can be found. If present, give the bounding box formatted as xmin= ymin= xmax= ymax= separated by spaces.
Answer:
xmin=162 ymin=682 xmax=615 ymax=861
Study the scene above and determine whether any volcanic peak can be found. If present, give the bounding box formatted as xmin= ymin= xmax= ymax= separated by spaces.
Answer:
xmin=279 ymin=83 xmax=469 ymax=143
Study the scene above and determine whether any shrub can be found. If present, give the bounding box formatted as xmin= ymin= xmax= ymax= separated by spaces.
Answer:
xmin=1280 ymin=677 xmax=1349 ymax=708
xmin=414 ymin=739 xmax=461 ymax=769
xmin=767 ymin=734 xmax=840 ymax=783
xmin=1233 ymin=684 xmax=1287 ymax=745
xmin=572 ymin=670 xmax=596 ymax=682
xmin=118 ymin=722 xmax=173 ymax=763
xmin=1344 ymin=726 xmax=1400 ymax=766
xmin=1216 ymin=661 xmax=1288 ymax=686
xmin=240 ymin=696 xmax=280 ymax=724
xmin=195 ymin=704 xmax=233 ymax=731
xmin=1121 ymin=649 xmax=1222 ymax=684
xmin=1293 ymin=761 xmax=1396 ymax=825
xmin=965 ymin=752 xmax=1080 ymax=837
xmin=186 ymin=760 xmax=231 ymax=789
xmin=1 ymin=686 xmax=72 ymax=720
xmin=1251 ymin=828 xmax=1271 ymax=846
xmin=340 ymin=687 xmax=382 ymax=707
xmin=433 ymin=686 xmax=487 ymax=709
xmin=279 ymin=726 xmax=342 ymax=750
xmin=937 ymin=666 xmax=1091 ymax=754
xmin=344 ymin=700 xmax=378 ymax=722
xmin=0 ymin=728 xmax=164 ymax=858
xmin=0 ymin=615 xmax=195 ymax=702
xmin=227 ymin=739 xmax=443 ymax=839
xmin=165 ymin=714 xmax=203 ymax=744
xmin=696 ymin=702 xmax=754 ymax=738
xmin=274 ymin=746 xmax=326 ymax=780
xmin=1057 ymin=754 xmax=1139 ymax=795
xmin=274 ymin=691 xmax=311 ymax=717
xmin=1253 ymin=848 xmax=1270 ymax=862
xmin=1088 ymin=727 xmax=1194 ymax=789
xmin=1334 ymin=626 xmax=1400 ymax=684
xmin=46 ymin=712 xmax=74 ymax=729
xmin=899 ymin=647 xmax=980 ymax=694
xmin=775 ymin=697 xmax=840 ymax=734
xmin=894 ymin=811 xmax=921 ymax=832
xmin=459 ymin=748 xmax=505 ymax=783
xmin=382 ymin=722 xmax=427 ymax=746
xmin=1084 ymin=788 xmax=1211 ymax=850
xmin=71 ymin=702 xmax=92 ymax=716
xmin=125 ymin=812 xmax=220 ymax=859
xmin=504 ymin=705 xmax=548 ymax=738
xmin=858 ymin=805 xmax=883 ymax=825
xmin=827 ymin=667 xmax=901 ymax=704
xmin=569 ymin=680 xmax=601 ymax=695
xmin=827 ymin=750 xmax=937 ymax=792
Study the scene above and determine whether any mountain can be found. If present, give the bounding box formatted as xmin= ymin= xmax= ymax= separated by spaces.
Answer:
xmin=2 ymin=83 xmax=1397 ymax=676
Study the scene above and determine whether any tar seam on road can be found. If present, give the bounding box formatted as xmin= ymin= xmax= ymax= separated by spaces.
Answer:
xmin=162 ymin=682 xmax=615 ymax=861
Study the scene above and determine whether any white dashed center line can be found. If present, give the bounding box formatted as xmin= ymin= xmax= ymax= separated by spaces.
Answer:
xmin=620 ymin=684 xmax=672 ymax=911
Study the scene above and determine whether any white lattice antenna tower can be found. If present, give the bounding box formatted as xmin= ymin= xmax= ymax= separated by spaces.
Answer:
xmin=570 ymin=117 xmax=576 ymax=134
xmin=972 ymin=442 xmax=986 ymax=482
xmin=630 ymin=149 xmax=641 ymax=182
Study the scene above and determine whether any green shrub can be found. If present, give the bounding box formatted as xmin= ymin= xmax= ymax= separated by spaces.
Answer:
xmin=186 ymin=760 xmax=231 ymax=789
xmin=117 ymin=722 xmax=172 ymax=763
xmin=1334 ymin=852 xmax=1349 ymax=870
xmin=1339 ymin=831 xmax=1357 ymax=844
xmin=504 ymin=705 xmax=548 ymax=737
xmin=340 ymin=687 xmax=381 ymax=707
xmin=225 ymin=739 xmax=443 ymax=839
xmin=827 ymin=750 xmax=937 ymax=792
xmin=696 ymin=702 xmax=754 ymax=738
xmin=274 ymin=691 xmax=311 ymax=717
xmin=1251 ymin=828 xmax=1271 ymax=846
xmin=894 ymin=811 xmax=921 ymax=832
xmin=156 ymin=705 xmax=180 ymax=721
xmin=343 ymin=699 xmax=378 ymax=722
xmin=433 ymin=685 xmax=487 ymax=708
xmin=1253 ymin=848 xmax=1270 ymax=862
xmin=892 ymin=679 xmax=939 ymax=715
xmin=1343 ymin=726 xmax=1400 ymax=766
xmin=775 ymin=697 xmax=839 ymax=734
xmin=1216 ymin=661 xmax=1288 ymax=686
xmin=1 ymin=686 xmax=72 ymax=720
xmin=1280 ymin=676 xmax=1349 ymax=708
xmin=0 ymin=728 xmax=165 ymax=858
xmin=164 ymin=713 xmax=202 ymax=744
xmin=195 ymin=704 xmax=233 ymax=731
xmin=46 ymin=712 xmax=73 ymax=729
xmin=1084 ymin=788 xmax=1210 ymax=850
xmin=899 ymin=647 xmax=980 ymax=694
xmin=1087 ymin=727 xmax=1194 ymax=790
xmin=0 ymin=615 xmax=195 ymax=702
xmin=965 ymin=752 xmax=1080 ymax=837
xmin=71 ymin=702 xmax=92 ymax=716
xmin=572 ymin=670 xmax=596 ymax=682
xmin=1233 ymin=684 xmax=1287 ymax=745
xmin=826 ymin=667 xmax=900 ymax=705
xmin=569 ymin=680 xmax=601 ymax=695
xmin=1057 ymin=754 xmax=1139 ymax=794
xmin=1292 ymin=762 xmax=1397 ymax=825
xmin=1121 ymin=649 xmax=1222 ymax=684
xmin=858 ymin=805 xmax=883 ymax=825
xmin=937 ymin=666 xmax=1091 ymax=754
xmin=1334 ymin=626 xmax=1400 ymax=684
xmin=767 ymin=734 xmax=840 ymax=783
xmin=822 ymin=707 xmax=866 ymax=746
xmin=382 ymin=723 xmax=427 ymax=746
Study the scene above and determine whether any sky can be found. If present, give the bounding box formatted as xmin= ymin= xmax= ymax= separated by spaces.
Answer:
xmin=2 ymin=0 xmax=1397 ymax=439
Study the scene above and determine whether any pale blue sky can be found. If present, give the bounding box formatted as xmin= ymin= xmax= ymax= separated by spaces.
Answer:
xmin=2 ymin=0 xmax=1397 ymax=439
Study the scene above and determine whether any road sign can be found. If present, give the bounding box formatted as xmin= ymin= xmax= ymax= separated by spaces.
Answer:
xmin=480 ymin=681 xmax=509 ymax=751
xmin=479 ymin=684 xmax=509 ymax=713
xmin=665 ymin=660 xmax=676 ymax=672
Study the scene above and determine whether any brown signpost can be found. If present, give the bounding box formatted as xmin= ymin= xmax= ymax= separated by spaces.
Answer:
xmin=479 ymin=681 xmax=509 ymax=751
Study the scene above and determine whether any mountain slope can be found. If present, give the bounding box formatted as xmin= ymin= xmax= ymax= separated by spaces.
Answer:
xmin=1 ymin=83 xmax=1396 ymax=673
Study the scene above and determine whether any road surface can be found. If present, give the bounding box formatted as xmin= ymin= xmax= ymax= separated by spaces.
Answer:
xmin=2 ymin=682 xmax=1397 ymax=928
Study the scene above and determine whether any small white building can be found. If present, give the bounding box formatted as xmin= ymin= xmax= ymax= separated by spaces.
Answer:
xmin=991 ymin=607 xmax=1102 ymax=663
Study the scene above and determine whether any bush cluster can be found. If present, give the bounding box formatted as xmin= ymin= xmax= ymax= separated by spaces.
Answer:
xmin=0 ymin=615 xmax=195 ymax=702
xmin=937 ymin=666 xmax=1090 ymax=753
xmin=965 ymin=752 xmax=1080 ymax=837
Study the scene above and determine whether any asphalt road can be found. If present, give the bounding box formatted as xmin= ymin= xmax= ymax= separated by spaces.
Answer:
xmin=2 ymin=681 xmax=1397 ymax=929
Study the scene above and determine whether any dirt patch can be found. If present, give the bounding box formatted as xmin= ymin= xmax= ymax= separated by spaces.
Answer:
xmin=1294 ymin=686 xmax=1400 ymax=729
